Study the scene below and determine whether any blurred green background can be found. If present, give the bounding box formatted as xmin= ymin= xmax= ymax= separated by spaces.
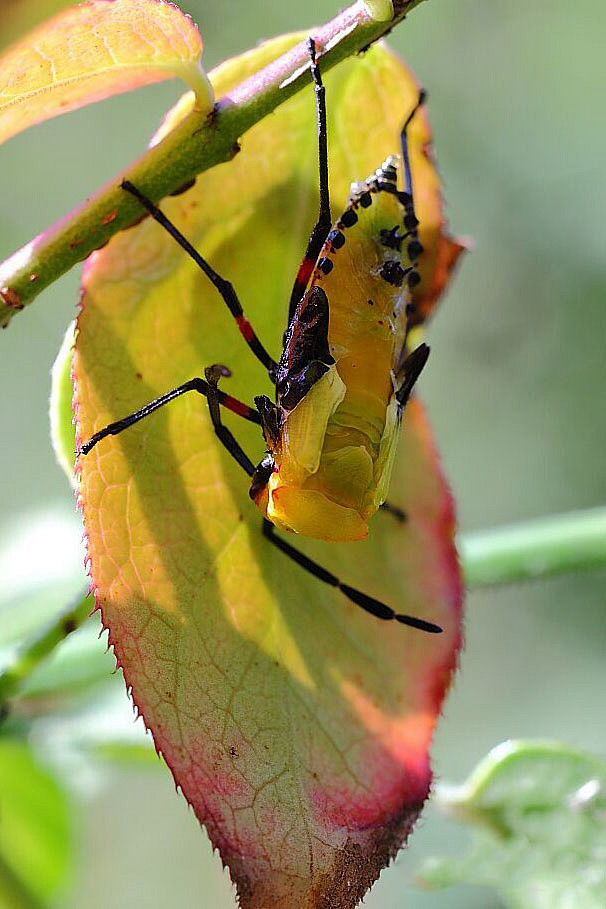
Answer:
xmin=0 ymin=0 xmax=604 ymax=907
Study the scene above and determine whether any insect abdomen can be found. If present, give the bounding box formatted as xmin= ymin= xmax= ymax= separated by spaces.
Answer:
xmin=264 ymin=163 xmax=419 ymax=541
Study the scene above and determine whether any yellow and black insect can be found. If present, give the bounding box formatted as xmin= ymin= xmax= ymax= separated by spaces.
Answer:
xmin=81 ymin=39 xmax=441 ymax=634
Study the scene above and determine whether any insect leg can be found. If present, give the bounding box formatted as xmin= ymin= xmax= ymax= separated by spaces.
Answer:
xmin=398 ymin=91 xmax=426 ymax=306
xmin=262 ymin=520 xmax=442 ymax=633
xmin=203 ymin=365 xmax=256 ymax=476
xmin=400 ymin=90 xmax=426 ymax=201
xmin=121 ymin=180 xmax=277 ymax=378
xmin=380 ymin=502 xmax=407 ymax=522
xmin=80 ymin=377 xmax=261 ymax=456
xmin=287 ymin=37 xmax=332 ymax=325
xmin=396 ymin=342 xmax=430 ymax=408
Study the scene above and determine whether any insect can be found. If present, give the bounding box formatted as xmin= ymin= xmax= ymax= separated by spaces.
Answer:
xmin=81 ymin=39 xmax=442 ymax=634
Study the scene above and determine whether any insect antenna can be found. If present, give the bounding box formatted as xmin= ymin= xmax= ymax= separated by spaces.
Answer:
xmin=287 ymin=37 xmax=333 ymax=325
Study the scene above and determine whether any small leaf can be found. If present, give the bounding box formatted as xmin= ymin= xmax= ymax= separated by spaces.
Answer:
xmin=0 ymin=740 xmax=72 ymax=905
xmin=74 ymin=35 xmax=463 ymax=908
xmin=422 ymin=741 xmax=606 ymax=909
xmin=0 ymin=0 xmax=212 ymax=147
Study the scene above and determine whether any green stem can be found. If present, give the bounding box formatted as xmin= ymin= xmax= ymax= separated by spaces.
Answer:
xmin=460 ymin=507 xmax=606 ymax=588
xmin=3 ymin=510 xmax=604 ymax=705
xmin=0 ymin=0 xmax=425 ymax=327
xmin=0 ymin=592 xmax=93 ymax=705
xmin=0 ymin=852 xmax=44 ymax=909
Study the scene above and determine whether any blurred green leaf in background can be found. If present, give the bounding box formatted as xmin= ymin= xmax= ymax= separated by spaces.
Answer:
xmin=0 ymin=740 xmax=72 ymax=909
xmin=422 ymin=741 xmax=606 ymax=909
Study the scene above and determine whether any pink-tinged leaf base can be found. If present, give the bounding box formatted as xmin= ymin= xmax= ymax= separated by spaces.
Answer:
xmin=74 ymin=35 xmax=463 ymax=909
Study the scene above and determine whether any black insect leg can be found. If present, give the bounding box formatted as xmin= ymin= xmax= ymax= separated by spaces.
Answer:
xmin=204 ymin=365 xmax=256 ymax=476
xmin=121 ymin=180 xmax=277 ymax=378
xmin=400 ymin=90 xmax=426 ymax=202
xmin=396 ymin=342 xmax=430 ymax=409
xmin=262 ymin=520 xmax=441 ymax=633
xmin=287 ymin=37 xmax=332 ymax=325
xmin=396 ymin=90 xmax=427 ymax=311
xmin=80 ymin=377 xmax=261 ymax=456
xmin=380 ymin=502 xmax=407 ymax=522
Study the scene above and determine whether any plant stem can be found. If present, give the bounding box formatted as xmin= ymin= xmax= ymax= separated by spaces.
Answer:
xmin=460 ymin=507 xmax=606 ymax=588
xmin=0 ymin=591 xmax=93 ymax=705
xmin=2 ymin=509 xmax=604 ymax=706
xmin=0 ymin=0 xmax=425 ymax=327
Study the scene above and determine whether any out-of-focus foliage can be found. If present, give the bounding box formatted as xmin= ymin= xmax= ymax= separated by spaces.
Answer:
xmin=422 ymin=741 xmax=606 ymax=908
xmin=0 ymin=740 xmax=72 ymax=906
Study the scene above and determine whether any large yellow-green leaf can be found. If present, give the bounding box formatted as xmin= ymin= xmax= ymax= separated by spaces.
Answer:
xmin=73 ymin=34 xmax=463 ymax=908
xmin=0 ymin=0 xmax=212 ymax=147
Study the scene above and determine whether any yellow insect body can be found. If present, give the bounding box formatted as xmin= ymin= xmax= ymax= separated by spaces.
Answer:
xmin=259 ymin=163 xmax=421 ymax=542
